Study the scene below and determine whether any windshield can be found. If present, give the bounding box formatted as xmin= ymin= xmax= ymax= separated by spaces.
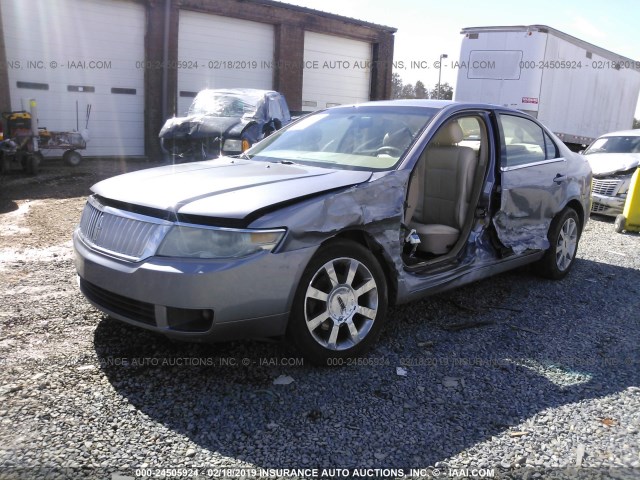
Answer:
xmin=584 ymin=135 xmax=640 ymax=155
xmin=188 ymin=90 xmax=262 ymax=118
xmin=245 ymin=106 xmax=438 ymax=170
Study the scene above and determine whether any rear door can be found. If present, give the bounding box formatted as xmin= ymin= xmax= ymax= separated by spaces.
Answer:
xmin=493 ymin=113 xmax=566 ymax=253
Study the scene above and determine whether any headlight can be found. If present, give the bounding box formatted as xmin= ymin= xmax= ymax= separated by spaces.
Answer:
xmin=223 ymin=139 xmax=242 ymax=152
xmin=156 ymin=225 xmax=285 ymax=259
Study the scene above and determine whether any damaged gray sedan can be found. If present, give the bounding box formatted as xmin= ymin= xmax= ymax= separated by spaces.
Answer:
xmin=582 ymin=129 xmax=640 ymax=216
xmin=74 ymin=100 xmax=592 ymax=364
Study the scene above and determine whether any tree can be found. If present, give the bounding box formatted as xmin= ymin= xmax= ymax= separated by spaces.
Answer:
xmin=414 ymin=80 xmax=428 ymax=99
xmin=634 ymin=118 xmax=640 ymax=129
xmin=400 ymin=83 xmax=416 ymax=99
xmin=392 ymin=72 xmax=420 ymax=99
xmin=391 ymin=72 xmax=404 ymax=99
xmin=429 ymin=82 xmax=453 ymax=100
xmin=392 ymin=74 xmax=449 ymax=99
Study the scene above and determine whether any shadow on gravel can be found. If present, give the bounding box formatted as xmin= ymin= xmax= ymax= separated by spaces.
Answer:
xmin=93 ymin=257 xmax=639 ymax=469
xmin=0 ymin=198 xmax=18 ymax=214
xmin=589 ymin=213 xmax=614 ymax=225
xmin=590 ymin=213 xmax=640 ymax=237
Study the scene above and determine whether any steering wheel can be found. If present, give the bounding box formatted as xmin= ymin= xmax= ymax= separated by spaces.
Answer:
xmin=376 ymin=145 xmax=403 ymax=156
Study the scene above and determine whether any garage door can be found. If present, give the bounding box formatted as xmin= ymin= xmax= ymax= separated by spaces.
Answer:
xmin=1 ymin=0 xmax=145 ymax=157
xmin=302 ymin=31 xmax=372 ymax=111
xmin=177 ymin=11 xmax=274 ymax=116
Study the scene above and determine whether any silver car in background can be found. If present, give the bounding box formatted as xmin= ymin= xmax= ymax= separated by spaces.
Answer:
xmin=583 ymin=129 xmax=640 ymax=216
xmin=74 ymin=100 xmax=591 ymax=364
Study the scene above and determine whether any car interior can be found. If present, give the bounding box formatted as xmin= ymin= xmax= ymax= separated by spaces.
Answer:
xmin=403 ymin=115 xmax=490 ymax=266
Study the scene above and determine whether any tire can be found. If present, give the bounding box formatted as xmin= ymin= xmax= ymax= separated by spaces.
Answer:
xmin=287 ymin=240 xmax=388 ymax=365
xmin=26 ymin=152 xmax=42 ymax=175
xmin=614 ymin=214 xmax=626 ymax=234
xmin=63 ymin=150 xmax=82 ymax=167
xmin=535 ymin=207 xmax=581 ymax=279
xmin=19 ymin=152 xmax=27 ymax=172
xmin=0 ymin=153 xmax=9 ymax=175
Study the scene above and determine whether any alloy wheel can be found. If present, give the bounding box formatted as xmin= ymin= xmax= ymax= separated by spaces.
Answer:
xmin=303 ymin=257 xmax=378 ymax=351
xmin=555 ymin=217 xmax=578 ymax=271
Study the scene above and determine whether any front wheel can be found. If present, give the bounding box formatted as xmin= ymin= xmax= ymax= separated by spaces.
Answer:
xmin=26 ymin=152 xmax=43 ymax=175
xmin=288 ymin=240 xmax=388 ymax=365
xmin=535 ymin=207 xmax=581 ymax=279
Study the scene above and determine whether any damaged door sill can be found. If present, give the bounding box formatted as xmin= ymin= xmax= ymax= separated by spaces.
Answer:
xmin=403 ymin=252 xmax=463 ymax=274
xmin=403 ymin=248 xmax=544 ymax=275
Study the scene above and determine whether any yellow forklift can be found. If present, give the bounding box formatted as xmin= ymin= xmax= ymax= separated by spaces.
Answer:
xmin=0 ymin=102 xmax=43 ymax=175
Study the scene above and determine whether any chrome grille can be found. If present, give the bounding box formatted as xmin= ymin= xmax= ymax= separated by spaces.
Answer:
xmin=79 ymin=200 xmax=170 ymax=261
xmin=591 ymin=202 xmax=608 ymax=213
xmin=591 ymin=178 xmax=622 ymax=197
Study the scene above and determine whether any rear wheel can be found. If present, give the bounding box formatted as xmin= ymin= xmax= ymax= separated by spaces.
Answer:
xmin=288 ymin=240 xmax=388 ymax=365
xmin=63 ymin=150 xmax=82 ymax=166
xmin=535 ymin=207 xmax=581 ymax=279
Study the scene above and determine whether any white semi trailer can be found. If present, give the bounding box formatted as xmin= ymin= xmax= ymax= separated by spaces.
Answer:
xmin=454 ymin=25 xmax=640 ymax=147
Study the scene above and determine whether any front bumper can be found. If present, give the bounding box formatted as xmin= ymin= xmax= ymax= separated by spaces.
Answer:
xmin=74 ymin=232 xmax=316 ymax=342
xmin=590 ymin=176 xmax=631 ymax=217
xmin=590 ymin=192 xmax=625 ymax=216
xmin=160 ymin=136 xmax=242 ymax=159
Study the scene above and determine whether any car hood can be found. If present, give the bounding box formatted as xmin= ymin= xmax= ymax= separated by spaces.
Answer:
xmin=585 ymin=152 xmax=640 ymax=176
xmin=158 ymin=115 xmax=252 ymax=139
xmin=91 ymin=158 xmax=372 ymax=220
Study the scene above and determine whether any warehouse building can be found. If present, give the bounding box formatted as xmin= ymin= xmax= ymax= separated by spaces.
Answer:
xmin=0 ymin=0 xmax=396 ymax=158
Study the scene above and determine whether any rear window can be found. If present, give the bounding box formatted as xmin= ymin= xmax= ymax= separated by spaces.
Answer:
xmin=499 ymin=114 xmax=559 ymax=168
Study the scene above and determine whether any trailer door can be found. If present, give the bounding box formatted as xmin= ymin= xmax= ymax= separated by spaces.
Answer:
xmin=493 ymin=113 xmax=567 ymax=253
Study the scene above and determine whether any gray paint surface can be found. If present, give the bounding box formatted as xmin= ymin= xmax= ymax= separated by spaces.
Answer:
xmin=75 ymin=101 xmax=592 ymax=342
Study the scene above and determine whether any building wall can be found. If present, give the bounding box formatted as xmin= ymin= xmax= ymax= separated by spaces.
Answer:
xmin=0 ymin=0 xmax=395 ymax=158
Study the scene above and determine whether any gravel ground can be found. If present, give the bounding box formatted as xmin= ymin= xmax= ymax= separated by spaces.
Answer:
xmin=0 ymin=159 xmax=638 ymax=480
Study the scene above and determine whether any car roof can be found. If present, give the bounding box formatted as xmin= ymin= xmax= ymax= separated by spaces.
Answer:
xmin=598 ymin=129 xmax=640 ymax=138
xmin=329 ymin=99 xmax=525 ymax=114
xmin=359 ymin=99 xmax=458 ymax=108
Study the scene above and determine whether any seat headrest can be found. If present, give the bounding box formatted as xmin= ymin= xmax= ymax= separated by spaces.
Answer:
xmin=433 ymin=121 xmax=463 ymax=145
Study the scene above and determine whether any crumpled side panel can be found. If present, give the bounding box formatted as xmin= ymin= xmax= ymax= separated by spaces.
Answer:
xmin=250 ymin=169 xmax=513 ymax=304
xmin=250 ymin=170 xmax=411 ymax=274
xmin=492 ymin=188 xmax=551 ymax=254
